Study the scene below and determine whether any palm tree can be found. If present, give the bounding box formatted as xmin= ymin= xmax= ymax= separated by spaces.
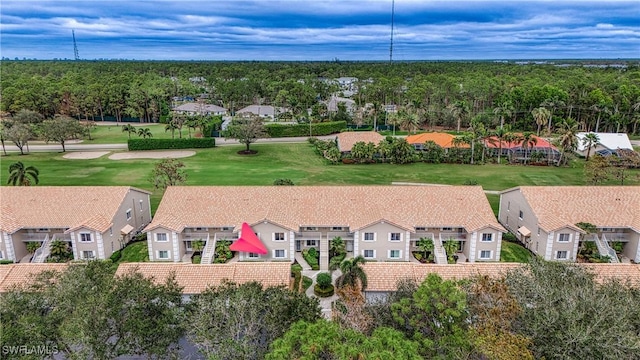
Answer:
xmin=416 ymin=237 xmax=434 ymax=260
xmin=493 ymin=101 xmax=514 ymax=129
xmin=443 ymin=239 xmax=459 ymax=263
xmin=49 ymin=240 xmax=71 ymax=262
xmin=122 ymin=124 xmax=136 ymax=139
xmin=555 ymin=118 xmax=579 ymax=166
xmin=335 ymin=255 xmax=367 ymax=291
xmin=448 ymin=101 xmax=469 ymax=132
xmin=7 ymin=162 xmax=39 ymax=186
xmin=329 ymin=236 xmax=346 ymax=258
xmin=137 ymin=127 xmax=152 ymax=139
xmin=165 ymin=122 xmax=178 ymax=139
xmin=520 ymin=132 xmax=538 ymax=165
xmin=26 ymin=241 xmax=41 ymax=254
xmin=542 ymin=97 xmax=566 ymax=133
xmin=491 ymin=125 xmax=513 ymax=165
xmin=531 ymin=107 xmax=551 ymax=136
xmin=582 ymin=132 xmax=600 ymax=161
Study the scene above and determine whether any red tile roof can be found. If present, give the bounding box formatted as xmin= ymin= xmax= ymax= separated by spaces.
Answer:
xmin=0 ymin=264 xmax=68 ymax=292
xmin=336 ymin=131 xmax=384 ymax=152
xmin=484 ymin=135 xmax=557 ymax=150
xmin=406 ymin=132 xmax=470 ymax=148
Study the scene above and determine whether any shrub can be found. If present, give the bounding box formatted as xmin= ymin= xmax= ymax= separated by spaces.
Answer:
xmin=302 ymin=248 xmax=320 ymax=270
xmin=192 ymin=255 xmax=202 ymax=264
xmin=503 ymin=232 xmax=517 ymax=242
xmin=265 ymin=121 xmax=346 ymax=137
xmin=0 ymin=260 xmax=14 ymax=265
xmin=273 ymin=178 xmax=294 ymax=186
xmin=329 ymin=254 xmax=346 ymax=271
xmin=302 ymin=276 xmax=313 ymax=291
xmin=314 ymin=284 xmax=335 ymax=297
xmin=463 ymin=178 xmax=478 ymax=185
xmin=128 ymin=138 xmax=215 ymax=150
xmin=109 ymin=250 xmax=122 ymax=263
xmin=316 ymin=272 xmax=332 ymax=289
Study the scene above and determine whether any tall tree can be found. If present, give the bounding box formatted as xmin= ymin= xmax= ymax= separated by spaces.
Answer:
xmin=225 ymin=116 xmax=267 ymax=154
xmin=7 ymin=161 xmax=39 ymax=186
xmin=121 ymin=124 xmax=136 ymax=139
xmin=41 ymin=116 xmax=83 ymax=152
xmin=531 ymin=107 xmax=551 ymax=136
xmin=4 ymin=122 xmax=33 ymax=155
xmin=448 ymin=101 xmax=469 ymax=132
xmin=555 ymin=118 xmax=579 ymax=166
xmin=151 ymin=158 xmax=187 ymax=190
xmin=581 ymin=132 xmax=600 ymax=161
xmin=335 ymin=255 xmax=368 ymax=292
xmin=519 ymin=132 xmax=538 ymax=165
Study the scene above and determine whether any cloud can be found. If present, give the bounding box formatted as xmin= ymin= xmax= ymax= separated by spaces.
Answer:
xmin=0 ymin=0 xmax=638 ymax=60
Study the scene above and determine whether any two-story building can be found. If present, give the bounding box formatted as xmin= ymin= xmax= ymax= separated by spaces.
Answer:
xmin=0 ymin=186 xmax=151 ymax=263
xmin=145 ymin=186 xmax=505 ymax=268
xmin=499 ymin=186 xmax=640 ymax=262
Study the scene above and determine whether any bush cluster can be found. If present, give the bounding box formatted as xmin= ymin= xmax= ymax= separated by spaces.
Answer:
xmin=128 ymin=138 xmax=215 ymax=150
xmin=265 ymin=121 xmax=346 ymax=137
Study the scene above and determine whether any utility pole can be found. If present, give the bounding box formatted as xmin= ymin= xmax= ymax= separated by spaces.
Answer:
xmin=389 ymin=0 xmax=395 ymax=63
xmin=72 ymin=30 xmax=80 ymax=60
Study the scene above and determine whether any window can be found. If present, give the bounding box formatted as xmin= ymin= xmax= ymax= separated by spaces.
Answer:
xmin=389 ymin=233 xmax=401 ymax=241
xmin=305 ymin=227 xmax=317 ymax=231
xmin=537 ymin=227 xmax=540 ymax=236
xmin=0 ymin=250 xmax=3 ymax=259
xmin=363 ymin=249 xmax=375 ymax=259
xmin=126 ymin=209 xmax=132 ymax=220
xmin=222 ymin=227 xmax=233 ymax=231
xmin=518 ymin=211 xmax=524 ymax=220
xmin=156 ymin=233 xmax=168 ymax=242
xmin=363 ymin=232 xmax=375 ymax=241
xmin=158 ymin=250 xmax=169 ymax=259
xmin=558 ymin=233 xmax=570 ymax=242
xmin=79 ymin=233 xmax=92 ymax=242
xmin=273 ymin=232 xmax=285 ymax=241
xmin=332 ymin=227 xmax=343 ymax=231
xmin=306 ymin=240 xmax=317 ymax=247
xmin=556 ymin=251 xmax=568 ymax=260
xmin=274 ymin=249 xmax=286 ymax=258
xmin=389 ymin=250 xmax=401 ymax=259
xmin=195 ymin=227 xmax=208 ymax=231
xmin=248 ymin=252 xmax=260 ymax=258
xmin=82 ymin=250 xmax=95 ymax=259
xmin=109 ymin=227 xmax=113 ymax=236
xmin=415 ymin=227 xmax=426 ymax=231
xmin=442 ymin=227 xmax=453 ymax=231
xmin=36 ymin=228 xmax=49 ymax=232
xmin=507 ymin=201 xmax=510 ymax=211
xmin=481 ymin=233 xmax=493 ymax=242
xmin=139 ymin=199 xmax=144 ymax=211
xmin=479 ymin=250 xmax=492 ymax=259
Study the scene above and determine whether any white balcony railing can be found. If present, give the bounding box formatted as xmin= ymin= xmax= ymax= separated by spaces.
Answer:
xmin=31 ymin=235 xmax=50 ymax=263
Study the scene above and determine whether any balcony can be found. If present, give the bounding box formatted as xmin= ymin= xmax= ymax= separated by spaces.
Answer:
xmin=181 ymin=232 xmax=210 ymax=241
xmin=439 ymin=233 xmax=467 ymax=242
xmin=21 ymin=233 xmax=49 ymax=242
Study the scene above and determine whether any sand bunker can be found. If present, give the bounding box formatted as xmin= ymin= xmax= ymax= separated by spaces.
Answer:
xmin=63 ymin=151 xmax=110 ymax=159
xmin=108 ymin=150 xmax=196 ymax=160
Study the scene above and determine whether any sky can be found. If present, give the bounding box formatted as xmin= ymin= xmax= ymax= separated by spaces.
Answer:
xmin=1 ymin=0 xmax=639 ymax=61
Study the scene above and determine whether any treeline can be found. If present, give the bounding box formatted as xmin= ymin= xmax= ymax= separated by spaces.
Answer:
xmin=2 ymin=260 xmax=639 ymax=359
xmin=1 ymin=60 xmax=639 ymax=134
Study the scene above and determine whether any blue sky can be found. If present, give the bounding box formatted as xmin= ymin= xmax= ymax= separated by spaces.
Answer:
xmin=1 ymin=0 xmax=638 ymax=60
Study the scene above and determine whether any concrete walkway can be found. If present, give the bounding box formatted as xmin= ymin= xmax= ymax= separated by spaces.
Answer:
xmin=302 ymin=269 xmax=341 ymax=319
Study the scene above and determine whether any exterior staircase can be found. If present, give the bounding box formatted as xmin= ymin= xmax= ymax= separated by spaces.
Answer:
xmin=593 ymin=234 xmax=619 ymax=263
xmin=200 ymin=234 xmax=216 ymax=264
xmin=433 ymin=238 xmax=448 ymax=264
xmin=31 ymin=235 xmax=50 ymax=263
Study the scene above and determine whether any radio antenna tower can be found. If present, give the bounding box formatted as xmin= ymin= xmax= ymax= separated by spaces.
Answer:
xmin=389 ymin=0 xmax=395 ymax=63
xmin=72 ymin=30 xmax=80 ymax=60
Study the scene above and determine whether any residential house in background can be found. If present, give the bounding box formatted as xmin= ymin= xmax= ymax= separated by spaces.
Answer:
xmin=326 ymin=95 xmax=356 ymax=114
xmin=406 ymin=132 xmax=469 ymax=151
xmin=499 ymin=186 xmax=640 ymax=263
xmin=0 ymin=187 xmax=151 ymax=263
xmin=145 ymin=186 xmax=505 ymax=268
xmin=173 ymin=102 xmax=228 ymax=116
xmin=483 ymin=134 xmax=561 ymax=164
xmin=335 ymin=131 xmax=384 ymax=154
xmin=236 ymin=105 xmax=286 ymax=121
xmin=576 ymin=132 xmax=633 ymax=157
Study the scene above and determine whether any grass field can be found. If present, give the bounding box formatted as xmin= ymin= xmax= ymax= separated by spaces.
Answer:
xmin=117 ymin=241 xmax=149 ymax=263
xmin=500 ymin=241 xmax=534 ymax=263
xmin=2 ymin=142 xmax=638 ymax=213
xmin=84 ymin=123 xmax=178 ymax=144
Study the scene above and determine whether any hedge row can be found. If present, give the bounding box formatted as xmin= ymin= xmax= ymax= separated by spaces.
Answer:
xmin=313 ymin=284 xmax=335 ymax=298
xmin=128 ymin=138 xmax=215 ymax=150
xmin=265 ymin=121 xmax=347 ymax=138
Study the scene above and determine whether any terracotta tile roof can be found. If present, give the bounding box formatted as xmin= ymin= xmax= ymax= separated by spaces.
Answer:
xmin=115 ymin=262 xmax=291 ymax=294
xmin=0 ymin=187 xmax=149 ymax=234
xmin=504 ymin=186 xmax=640 ymax=232
xmin=336 ymin=131 xmax=384 ymax=152
xmin=406 ymin=132 xmax=469 ymax=149
xmin=145 ymin=186 xmax=504 ymax=233
xmin=0 ymin=264 xmax=68 ymax=292
xmin=363 ymin=263 xmax=521 ymax=291
xmin=484 ymin=135 xmax=557 ymax=150
xmin=364 ymin=263 xmax=640 ymax=291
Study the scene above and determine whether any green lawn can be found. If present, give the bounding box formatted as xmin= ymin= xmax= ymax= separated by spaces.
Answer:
xmin=500 ymin=241 xmax=533 ymax=263
xmin=117 ymin=241 xmax=149 ymax=263
xmin=83 ymin=123 xmax=178 ymax=144
xmin=2 ymin=142 xmax=638 ymax=214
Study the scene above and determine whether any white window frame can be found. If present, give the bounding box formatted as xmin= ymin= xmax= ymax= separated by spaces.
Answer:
xmin=306 ymin=240 xmax=317 ymax=247
xmin=507 ymin=201 xmax=510 ymax=211
xmin=126 ymin=209 xmax=132 ymax=221
xmin=109 ymin=227 xmax=113 ymax=236
xmin=273 ymin=249 xmax=286 ymax=258
xmin=558 ymin=233 xmax=571 ymax=242
xmin=139 ymin=199 xmax=144 ymax=212
xmin=388 ymin=249 xmax=401 ymax=259
xmin=157 ymin=250 xmax=170 ymax=260
xmin=248 ymin=252 xmax=260 ymax=258
xmin=479 ymin=250 xmax=492 ymax=259
xmin=155 ymin=233 xmax=168 ymax=242
xmin=481 ymin=233 xmax=493 ymax=242
xmin=556 ymin=250 xmax=568 ymax=260
xmin=79 ymin=232 xmax=93 ymax=243
xmin=363 ymin=249 xmax=376 ymax=259
xmin=82 ymin=250 xmax=95 ymax=260
xmin=273 ymin=232 xmax=286 ymax=241
xmin=389 ymin=233 xmax=402 ymax=242
xmin=363 ymin=232 xmax=376 ymax=242
xmin=0 ymin=250 xmax=4 ymax=259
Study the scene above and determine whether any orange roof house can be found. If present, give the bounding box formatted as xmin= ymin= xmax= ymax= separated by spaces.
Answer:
xmin=406 ymin=133 xmax=469 ymax=149
xmin=336 ymin=131 xmax=384 ymax=153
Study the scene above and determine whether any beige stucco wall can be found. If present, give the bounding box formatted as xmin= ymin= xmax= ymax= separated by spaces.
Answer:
xmin=620 ymin=230 xmax=640 ymax=262
xmin=546 ymin=227 xmax=580 ymax=261
xmin=112 ymin=189 xmax=152 ymax=245
xmin=243 ymin=222 xmax=293 ymax=262
xmin=472 ymin=227 xmax=503 ymax=262
xmin=147 ymin=227 xmax=177 ymax=262
xmin=70 ymin=227 xmax=103 ymax=260
xmin=500 ymin=190 xmax=545 ymax=257
xmin=356 ymin=222 xmax=409 ymax=262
